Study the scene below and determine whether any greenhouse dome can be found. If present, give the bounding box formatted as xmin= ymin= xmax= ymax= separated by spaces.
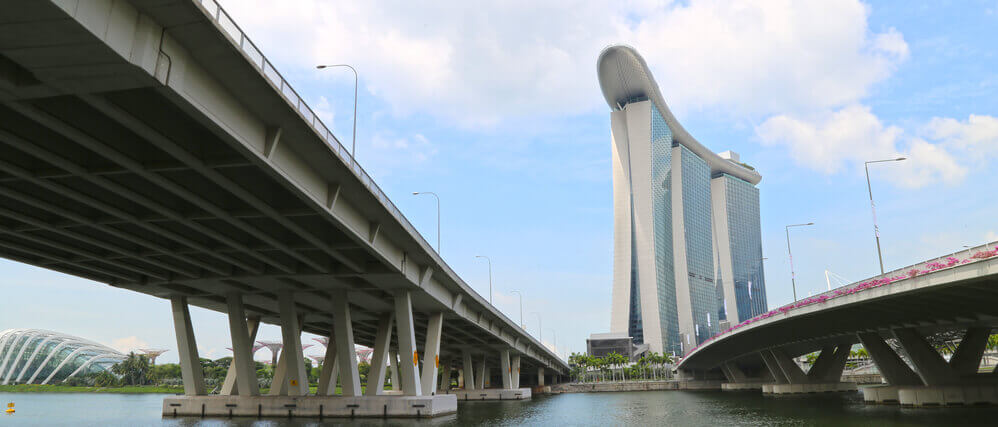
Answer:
xmin=0 ymin=329 xmax=126 ymax=385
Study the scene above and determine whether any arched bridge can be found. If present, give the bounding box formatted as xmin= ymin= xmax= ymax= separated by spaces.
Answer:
xmin=677 ymin=244 xmax=998 ymax=406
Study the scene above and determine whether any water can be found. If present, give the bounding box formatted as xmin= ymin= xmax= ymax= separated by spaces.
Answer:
xmin=2 ymin=391 xmax=997 ymax=426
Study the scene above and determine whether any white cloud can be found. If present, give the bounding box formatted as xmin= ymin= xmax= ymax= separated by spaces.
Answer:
xmin=923 ymin=114 xmax=998 ymax=163
xmin=756 ymin=105 xmax=966 ymax=188
xmin=364 ymin=132 xmax=437 ymax=177
xmin=219 ymin=0 xmax=906 ymax=126
xmin=108 ymin=336 xmax=148 ymax=354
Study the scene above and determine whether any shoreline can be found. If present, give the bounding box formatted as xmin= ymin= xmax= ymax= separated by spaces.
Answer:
xmin=0 ymin=384 xmax=183 ymax=394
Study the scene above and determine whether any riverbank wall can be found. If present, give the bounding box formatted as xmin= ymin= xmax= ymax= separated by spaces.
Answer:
xmin=551 ymin=380 xmax=722 ymax=393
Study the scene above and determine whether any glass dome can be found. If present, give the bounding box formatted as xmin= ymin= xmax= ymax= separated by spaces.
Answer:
xmin=0 ymin=329 xmax=126 ymax=385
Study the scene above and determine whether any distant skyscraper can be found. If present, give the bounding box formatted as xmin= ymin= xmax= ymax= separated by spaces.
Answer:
xmin=598 ymin=46 xmax=767 ymax=356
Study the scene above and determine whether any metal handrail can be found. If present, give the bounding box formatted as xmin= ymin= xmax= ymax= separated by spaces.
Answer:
xmin=191 ymin=0 xmax=561 ymax=363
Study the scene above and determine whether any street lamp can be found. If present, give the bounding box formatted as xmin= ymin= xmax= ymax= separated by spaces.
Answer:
xmin=475 ymin=255 xmax=492 ymax=304
xmin=315 ymin=64 xmax=358 ymax=159
xmin=546 ymin=328 xmax=557 ymax=352
xmin=865 ymin=157 xmax=906 ymax=275
xmin=531 ymin=312 xmax=542 ymax=342
xmin=412 ymin=192 xmax=440 ymax=253
xmin=786 ymin=222 xmax=815 ymax=302
xmin=510 ymin=290 xmax=524 ymax=328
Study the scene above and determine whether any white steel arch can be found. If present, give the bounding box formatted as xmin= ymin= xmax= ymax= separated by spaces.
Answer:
xmin=0 ymin=330 xmax=30 ymax=376
xmin=63 ymin=353 xmax=122 ymax=382
xmin=2 ymin=330 xmax=47 ymax=384
xmin=15 ymin=334 xmax=59 ymax=383
xmin=42 ymin=345 xmax=105 ymax=385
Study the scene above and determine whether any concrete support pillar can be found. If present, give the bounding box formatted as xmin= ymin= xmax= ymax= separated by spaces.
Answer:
xmin=760 ymin=350 xmax=788 ymax=384
xmin=316 ymin=336 xmax=339 ymax=396
xmin=388 ymin=348 xmax=401 ymax=390
xmin=221 ymin=316 xmax=259 ymax=395
xmin=769 ymin=348 xmax=807 ymax=384
xmin=511 ymin=355 xmax=521 ymax=389
xmin=420 ymin=313 xmax=444 ymax=395
xmin=807 ymin=344 xmax=850 ymax=382
xmin=271 ymin=291 xmax=307 ymax=396
xmin=393 ymin=290 xmax=422 ymax=396
xmin=224 ymin=294 xmax=260 ymax=396
xmin=722 ymin=362 xmax=748 ymax=383
xmin=458 ymin=368 xmax=465 ymax=389
xmin=331 ymin=290 xmax=361 ymax=397
xmin=893 ymin=328 xmax=954 ymax=386
xmin=538 ymin=367 xmax=545 ymax=386
xmin=950 ymin=327 xmax=991 ymax=375
xmin=462 ymin=350 xmax=476 ymax=390
xmin=170 ymin=296 xmax=206 ymax=396
xmin=483 ymin=367 xmax=491 ymax=388
xmin=500 ymin=349 xmax=512 ymax=390
xmin=857 ymin=332 xmax=922 ymax=386
xmin=365 ymin=313 xmax=394 ymax=396
xmin=476 ymin=356 xmax=486 ymax=389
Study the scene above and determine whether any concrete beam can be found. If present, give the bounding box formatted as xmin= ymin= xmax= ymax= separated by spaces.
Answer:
xmin=365 ymin=313 xmax=394 ymax=396
xmin=893 ymin=328 xmax=955 ymax=386
xmin=170 ymin=296 xmax=206 ymax=396
xmin=331 ymin=290 xmax=361 ymax=397
xmin=500 ymin=349 xmax=512 ymax=390
xmin=224 ymin=294 xmax=259 ymax=396
xmin=857 ymin=332 xmax=922 ymax=386
xmin=420 ymin=313 xmax=444 ymax=395
xmin=769 ymin=348 xmax=808 ymax=384
xmin=274 ymin=292 xmax=308 ymax=396
xmin=462 ymin=350 xmax=475 ymax=390
xmin=394 ymin=290 xmax=422 ymax=396
xmin=316 ymin=335 xmax=339 ymax=396
xmin=949 ymin=327 xmax=991 ymax=375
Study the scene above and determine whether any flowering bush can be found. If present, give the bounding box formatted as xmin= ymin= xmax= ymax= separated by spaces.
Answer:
xmin=679 ymin=246 xmax=998 ymax=359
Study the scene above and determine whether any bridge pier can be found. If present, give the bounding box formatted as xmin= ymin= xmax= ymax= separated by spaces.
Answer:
xmin=859 ymin=328 xmax=998 ymax=406
xmin=755 ymin=346 xmax=856 ymax=395
xmin=164 ymin=291 xmax=458 ymax=418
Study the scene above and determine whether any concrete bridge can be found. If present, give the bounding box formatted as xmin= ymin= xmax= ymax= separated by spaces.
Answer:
xmin=0 ymin=0 xmax=566 ymax=417
xmin=678 ymin=243 xmax=998 ymax=407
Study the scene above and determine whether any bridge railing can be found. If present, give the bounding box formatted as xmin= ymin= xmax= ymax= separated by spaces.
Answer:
xmin=191 ymin=0 xmax=562 ymax=364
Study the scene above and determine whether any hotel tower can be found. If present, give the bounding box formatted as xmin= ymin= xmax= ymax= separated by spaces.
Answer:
xmin=598 ymin=46 xmax=768 ymax=356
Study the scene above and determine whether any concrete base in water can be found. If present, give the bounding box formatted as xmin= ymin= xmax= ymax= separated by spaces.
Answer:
xmin=552 ymin=380 xmax=723 ymax=393
xmin=162 ymin=394 xmax=457 ymax=418
xmin=898 ymin=385 xmax=998 ymax=407
xmin=762 ymin=382 xmax=857 ymax=395
xmin=722 ymin=382 xmax=770 ymax=391
xmin=443 ymin=388 xmax=532 ymax=401
xmin=861 ymin=385 xmax=901 ymax=404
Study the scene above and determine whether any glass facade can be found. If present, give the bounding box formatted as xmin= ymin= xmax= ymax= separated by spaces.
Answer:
xmin=722 ymin=174 xmax=768 ymax=321
xmin=650 ymin=104 xmax=679 ymax=355
xmin=679 ymin=146 xmax=719 ymax=345
xmin=0 ymin=329 xmax=126 ymax=385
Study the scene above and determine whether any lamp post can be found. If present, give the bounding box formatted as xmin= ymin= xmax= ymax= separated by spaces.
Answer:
xmin=865 ymin=157 xmax=906 ymax=275
xmin=510 ymin=290 xmax=524 ymax=328
xmin=314 ymin=64 xmax=358 ymax=158
xmin=786 ymin=222 xmax=814 ymax=302
xmin=531 ymin=312 xmax=542 ymax=343
xmin=412 ymin=192 xmax=440 ymax=254
xmin=475 ymin=255 xmax=492 ymax=304
xmin=546 ymin=328 xmax=557 ymax=353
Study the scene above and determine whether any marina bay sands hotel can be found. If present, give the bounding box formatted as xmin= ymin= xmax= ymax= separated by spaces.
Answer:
xmin=598 ymin=46 xmax=767 ymax=357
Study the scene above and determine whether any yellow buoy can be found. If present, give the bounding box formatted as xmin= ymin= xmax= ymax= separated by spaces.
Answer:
xmin=5 ymin=402 xmax=13 ymax=414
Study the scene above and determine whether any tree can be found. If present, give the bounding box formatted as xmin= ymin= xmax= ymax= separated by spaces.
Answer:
xmin=111 ymin=352 xmax=151 ymax=386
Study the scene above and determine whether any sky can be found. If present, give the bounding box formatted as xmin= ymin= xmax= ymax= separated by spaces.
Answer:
xmin=3 ymin=0 xmax=998 ymax=364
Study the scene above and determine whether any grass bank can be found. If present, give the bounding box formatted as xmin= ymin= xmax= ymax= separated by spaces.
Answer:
xmin=0 ymin=384 xmax=183 ymax=394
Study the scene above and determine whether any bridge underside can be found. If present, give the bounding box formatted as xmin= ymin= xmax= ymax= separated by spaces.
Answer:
xmin=0 ymin=0 xmax=563 ymax=415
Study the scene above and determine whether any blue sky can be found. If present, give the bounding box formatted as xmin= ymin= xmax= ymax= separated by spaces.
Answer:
xmin=3 ymin=0 xmax=997 ymax=363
